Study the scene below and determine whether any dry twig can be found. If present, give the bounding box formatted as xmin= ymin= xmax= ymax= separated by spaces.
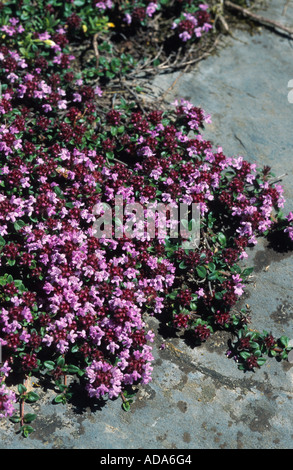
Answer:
xmin=157 ymin=34 xmax=223 ymax=103
xmin=282 ymin=0 xmax=290 ymax=16
xmin=121 ymin=79 xmax=147 ymax=114
xmin=224 ymin=0 xmax=293 ymax=36
xmin=92 ymin=33 xmax=100 ymax=68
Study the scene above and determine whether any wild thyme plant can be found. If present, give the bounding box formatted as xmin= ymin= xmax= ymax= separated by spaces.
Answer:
xmin=0 ymin=0 xmax=292 ymax=436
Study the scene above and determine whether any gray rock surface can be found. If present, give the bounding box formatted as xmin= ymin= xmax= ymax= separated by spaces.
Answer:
xmin=1 ymin=0 xmax=293 ymax=449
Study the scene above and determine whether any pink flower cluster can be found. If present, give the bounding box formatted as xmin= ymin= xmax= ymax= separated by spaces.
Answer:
xmin=0 ymin=383 xmax=17 ymax=418
xmin=0 ymin=5 xmax=291 ymax=412
xmin=284 ymin=212 xmax=293 ymax=241
xmin=95 ymin=1 xmax=114 ymax=11
xmin=123 ymin=2 xmax=159 ymax=25
xmin=172 ymin=5 xmax=212 ymax=42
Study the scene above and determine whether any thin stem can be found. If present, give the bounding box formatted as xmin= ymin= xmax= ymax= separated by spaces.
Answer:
xmin=224 ymin=0 xmax=293 ymax=36
xmin=20 ymin=376 xmax=28 ymax=427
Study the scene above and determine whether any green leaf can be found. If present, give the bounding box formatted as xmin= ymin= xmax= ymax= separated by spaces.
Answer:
xmin=7 ymin=259 xmax=16 ymax=266
xmin=257 ymin=357 xmax=267 ymax=367
xmin=54 ymin=394 xmax=66 ymax=404
xmin=254 ymin=349 xmax=262 ymax=358
xmin=242 ymin=267 xmax=254 ymax=277
xmin=56 ymin=356 xmax=65 ymax=367
xmin=122 ymin=389 xmax=131 ymax=398
xmin=208 ymin=262 xmax=216 ymax=272
xmin=239 ymin=351 xmax=251 ymax=360
xmin=168 ymin=290 xmax=178 ymax=300
xmin=71 ymin=344 xmax=79 ymax=353
xmin=18 ymin=384 xmax=27 ymax=395
xmin=231 ymin=264 xmax=242 ymax=274
xmin=25 ymin=391 xmax=40 ymax=403
xmin=21 ymin=425 xmax=35 ymax=438
xmin=106 ymin=151 xmax=114 ymax=160
xmin=281 ymin=350 xmax=289 ymax=360
xmin=207 ymin=213 xmax=216 ymax=228
xmin=53 ymin=186 xmax=64 ymax=199
xmin=105 ymin=70 xmax=115 ymax=79
xmin=67 ymin=364 xmax=81 ymax=374
xmin=223 ymin=169 xmax=236 ymax=181
xmin=14 ymin=219 xmax=26 ymax=231
xmin=9 ymin=414 xmax=21 ymax=423
xmin=117 ymin=125 xmax=125 ymax=134
xmin=23 ymin=413 xmax=37 ymax=424
xmin=14 ymin=279 xmax=25 ymax=292
xmin=279 ymin=336 xmax=289 ymax=348
xmin=55 ymin=382 xmax=68 ymax=393
xmin=214 ymin=292 xmax=224 ymax=300
xmin=207 ymin=271 xmax=218 ymax=281
xmin=248 ymin=331 xmax=260 ymax=341
xmin=217 ymin=232 xmax=227 ymax=247
xmin=43 ymin=360 xmax=55 ymax=371
xmin=122 ymin=401 xmax=131 ymax=412
xmin=196 ymin=266 xmax=207 ymax=279
xmin=179 ymin=261 xmax=187 ymax=270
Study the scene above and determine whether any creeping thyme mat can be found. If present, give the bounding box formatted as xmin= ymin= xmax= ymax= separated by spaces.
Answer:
xmin=0 ymin=0 xmax=293 ymax=438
